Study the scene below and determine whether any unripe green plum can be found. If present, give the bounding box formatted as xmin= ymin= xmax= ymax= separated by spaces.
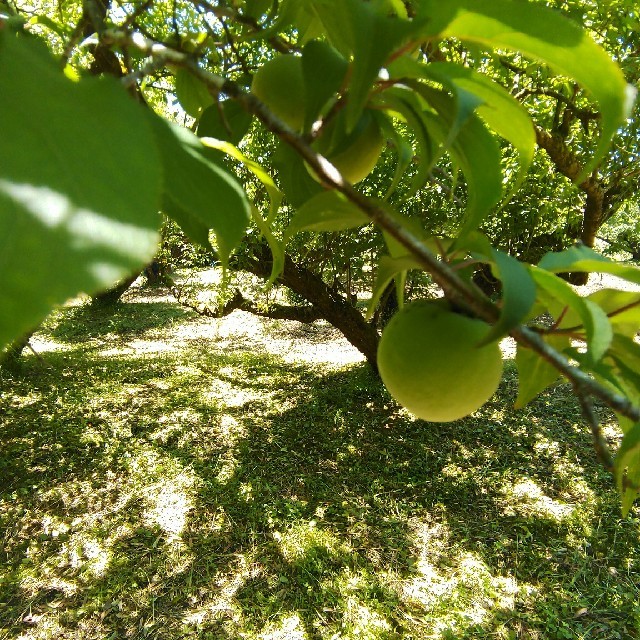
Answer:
xmin=307 ymin=109 xmax=384 ymax=184
xmin=251 ymin=55 xmax=305 ymax=132
xmin=377 ymin=300 xmax=503 ymax=422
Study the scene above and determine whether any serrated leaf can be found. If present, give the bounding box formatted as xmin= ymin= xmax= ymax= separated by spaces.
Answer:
xmin=614 ymin=421 xmax=640 ymax=516
xmin=148 ymin=116 xmax=250 ymax=268
xmin=284 ymin=191 xmax=369 ymax=242
xmin=197 ymin=100 xmax=253 ymax=145
xmin=418 ymin=0 xmax=632 ymax=180
xmin=0 ymin=32 xmax=161 ymax=348
xmin=515 ymin=334 xmax=571 ymax=408
xmin=539 ymin=245 xmax=640 ymax=286
xmin=302 ymin=40 xmax=348 ymax=130
xmin=391 ymin=57 xmax=535 ymax=199
xmin=201 ymin=137 xmax=282 ymax=222
xmin=481 ymin=249 xmax=536 ymax=343
xmin=174 ymin=67 xmax=214 ymax=118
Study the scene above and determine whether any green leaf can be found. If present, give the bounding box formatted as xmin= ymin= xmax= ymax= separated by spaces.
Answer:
xmin=376 ymin=87 xmax=436 ymax=199
xmin=614 ymin=422 xmax=640 ymax=516
xmin=174 ymin=67 xmax=214 ymax=118
xmin=302 ymin=40 xmax=348 ymax=130
xmin=201 ymin=137 xmax=283 ymax=222
xmin=393 ymin=58 xmax=535 ymax=198
xmin=272 ymin=141 xmax=324 ymax=208
xmin=418 ymin=0 xmax=633 ymax=180
xmin=366 ymin=254 xmax=422 ymax=320
xmin=148 ymin=116 xmax=250 ymax=268
xmin=0 ymin=32 xmax=161 ymax=348
xmin=515 ymin=334 xmax=571 ymax=408
xmin=284 ymin=191 xmax=370 ymax=242
xmin=482 ymin=249 xmax=537 ymax=343
xmin=416 ymin=86 xmax=503 ymax=235
xmin=250 ymin=206 xmax=285 ymax=288
xmin=310 ymin=0 xmax=415 ymax=130
xmin=585 ymin=289 xmax=640 ymax=337
xmin=529 ymin=266 xmax=612 ymax=363
xmin=197 ymin=100 xmax=253 ymax=145
xmin=539 ymin=245 xmax=640 ymax=286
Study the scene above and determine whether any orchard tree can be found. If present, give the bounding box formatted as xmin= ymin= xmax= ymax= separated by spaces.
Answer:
xmin=1 ymin=0 xmax=640 ymax=512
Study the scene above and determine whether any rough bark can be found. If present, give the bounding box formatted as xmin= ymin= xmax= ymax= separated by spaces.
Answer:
xmin=240 ymin=244 xmax=381 ymax=370
xmin=90 ymin=272 xmax=140 ymax=307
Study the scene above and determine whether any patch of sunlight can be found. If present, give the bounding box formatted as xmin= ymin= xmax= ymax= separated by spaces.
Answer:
xmin=14 ymin=616 xmax=66 ymax=640
xmin=258 ymin=613 xmax=309 ymax=640
xmin=502 ymin=478 xmax=575 ymax=521
xmin=273 ymin=521 xmax=349 ymax=562
xmin=499 ymin=336 xmax=517 ymax=358
xmin=143 ymin=472 xmax=194 ymax=539
xmin=202 ymin=377 xmax=264 ymax=408
xmin=182 ymin=553 xmax=259 ymax=627
xmin=533 ymin=436 xmax=561 ymax=456
xmin=344 ymin=598 xmax=392 ymax=637
xmin=100 ymin=338 xmax=177 ymax=356
xmin=220 ymin=413 xmax=246 ymax=439
xmin=19 ymin=573 xmax=78 ymax=598
xmin=441 ymin=463 xmax=466 ymax=478
xmin=28 ymin=336 xmax=75 ymax=353
xmin=62 ymin=534 xmax=111 ymax=578
xmin=215 ymin=452 xmax=239 ymax=483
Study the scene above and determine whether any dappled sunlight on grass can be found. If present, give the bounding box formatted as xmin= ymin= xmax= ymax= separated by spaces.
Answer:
xmin=2 ymin=298 xmax=640 ymax=638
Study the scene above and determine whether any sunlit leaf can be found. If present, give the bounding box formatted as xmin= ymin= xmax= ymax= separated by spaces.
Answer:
xmin=538 ymin=245 xmax=640 ymax=286
xmin=0 ymin=32 xmax=161 ymax=348
xmin=614 ymin=422 xmax=640 ymax=516
xmin=148 ymin=116 xmax=250 ymax=268
xmin=418 ymin=0 xmax=632 ymax=180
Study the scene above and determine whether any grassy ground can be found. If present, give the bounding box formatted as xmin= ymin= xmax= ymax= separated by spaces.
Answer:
xmin=1 ymin=288 xmax=639 ymax=639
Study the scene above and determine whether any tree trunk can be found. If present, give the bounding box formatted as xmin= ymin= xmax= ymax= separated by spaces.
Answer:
xmin=242 ymin=244 xmax=380 ymax=370
xmin=0 ymin=327 xmax=37 ymax=369
xmin=91 ymin=272 xmax=139 ymax=307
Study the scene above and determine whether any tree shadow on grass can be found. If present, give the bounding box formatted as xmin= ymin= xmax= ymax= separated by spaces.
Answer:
xmin=45 ymin=301 xmax=193 ymax=342
xmin=1 ymin=344 xmax=639 ymax=639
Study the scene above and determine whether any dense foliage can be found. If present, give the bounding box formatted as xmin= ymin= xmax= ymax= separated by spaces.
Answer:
xmin=1 ymin=0 xmax=640 ymax=510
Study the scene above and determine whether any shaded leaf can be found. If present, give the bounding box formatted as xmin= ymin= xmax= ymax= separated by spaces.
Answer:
xmin=482 ymin=249 xmax=537 ymax=343
xmin=284 ymin=191 xmax=370 ymax=242
xmin=197 ymin=100 xmax=253 ymax=145
xmin=148 ymin=116 xmax=250 ymax=268
xmin=201 ymin=137 xmax=282 ymax=221
xmin=0 ymin=32 xmax=161 ymax=348
xmin=302 ymin=39 xmax=348 ymax=130
xmin=515 ymin=334 xmax=571 ymax=408
xmin=366 ymin=254 xmax=422 ymax=320
xmin=250 ymin=206 xmax=285 ymax=288
xmin=174 ymin=67 xmax=214 ymax=118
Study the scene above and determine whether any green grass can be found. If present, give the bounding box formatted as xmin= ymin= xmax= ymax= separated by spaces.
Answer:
xmin=1 ymin=297 xmax=639 ymax=639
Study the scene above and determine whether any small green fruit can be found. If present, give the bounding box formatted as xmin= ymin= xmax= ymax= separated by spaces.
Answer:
xmin=307 ymin=109 xmax=384 ymax=184
xmin=251 ymin=55 xmax=305 ymax=131
xmin=377 ymin=300 xmax=503 ymax=422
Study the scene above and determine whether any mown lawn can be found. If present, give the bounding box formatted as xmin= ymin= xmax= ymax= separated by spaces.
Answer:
xmin=1 ymin=292 xmax=639 ymax=639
